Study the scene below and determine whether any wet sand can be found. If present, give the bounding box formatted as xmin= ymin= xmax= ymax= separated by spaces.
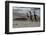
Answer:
xmin=13 ymin=20 xmax=40 ymax=28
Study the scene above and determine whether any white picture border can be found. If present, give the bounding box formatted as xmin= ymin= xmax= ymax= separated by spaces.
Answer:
xmin=9 ymin=3 xmax=43 ymax=32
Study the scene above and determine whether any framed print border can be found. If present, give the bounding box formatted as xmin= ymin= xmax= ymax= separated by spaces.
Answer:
xmin=5 ymin=1 xmax=45 ymax=34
